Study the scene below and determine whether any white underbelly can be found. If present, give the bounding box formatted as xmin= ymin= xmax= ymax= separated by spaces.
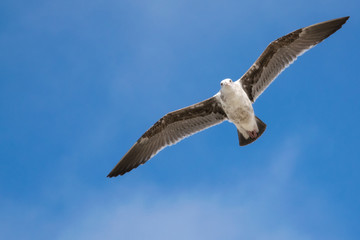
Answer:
xmin=218 ymin=85 xmax=256 ymax=131
xmin=224 ymin=104 xmax=252 ymax=124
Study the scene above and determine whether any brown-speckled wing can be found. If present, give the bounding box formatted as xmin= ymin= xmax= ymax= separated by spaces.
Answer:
xmin=107 ymin=96 xmax=227 ymax=177
xmin=239 ymin=16 xmax=349 ymax=102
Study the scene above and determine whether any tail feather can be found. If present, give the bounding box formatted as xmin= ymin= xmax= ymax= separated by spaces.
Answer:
xmin=238 ymin=116 xmax=267 ymax=146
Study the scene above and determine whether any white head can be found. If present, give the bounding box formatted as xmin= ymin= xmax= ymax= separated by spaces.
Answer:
xmin=220 ymin=78 xmax=233 ymax=88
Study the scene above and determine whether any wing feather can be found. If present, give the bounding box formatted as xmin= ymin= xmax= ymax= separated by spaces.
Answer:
xmin=107 ymin=96 xmax=227 ymax=177
xmin=239 ymin=16 xmax=349 ymax=102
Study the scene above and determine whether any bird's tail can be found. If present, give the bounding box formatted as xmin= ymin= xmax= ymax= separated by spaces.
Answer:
xmin=237 ymin=116 xmax=267 ymax=146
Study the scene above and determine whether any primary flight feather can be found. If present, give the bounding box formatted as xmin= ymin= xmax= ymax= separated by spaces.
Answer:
xmin=108 ymin=16 xmax=349 ymax=177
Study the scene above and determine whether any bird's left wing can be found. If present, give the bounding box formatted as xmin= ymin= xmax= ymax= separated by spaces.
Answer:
xmin=107 ymin=96 xmax=227 ymax=177
xmin=238 ymin=16 xmax=349 ymax=102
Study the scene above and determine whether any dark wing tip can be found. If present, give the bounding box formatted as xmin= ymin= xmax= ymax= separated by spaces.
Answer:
xmin=107 ymin=142 xmax=147 ymax=177
xmin=316 ymin=16 xmax=349 ymax=26
xmin=107 ymin=168 xmax=124 ymax=178
xmin=341 ymin=16 xmax=350 ymax=25
xmin=107 ymin=168 xmax=128 ymax=178
xmin=107 ymin=159 xmax=141 ymax=177
xmin=339 ymin=16 xmax=350 ymax=22
xmin=107 ymin=166 xmax=125 ymax=178
xmin=306 ymin=16 xmax=349 ymax=36
xmin=107 ymin=173 xmax=117 ymax=178
xmin=332 ymin=16 xmax=349 ymax=22
xmin=331 ymin=16 xmax=350 ymax=30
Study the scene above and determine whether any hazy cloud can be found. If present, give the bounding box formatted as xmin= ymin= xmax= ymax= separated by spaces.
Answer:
xmin=55 ymin=138 xmax=325 ymax=240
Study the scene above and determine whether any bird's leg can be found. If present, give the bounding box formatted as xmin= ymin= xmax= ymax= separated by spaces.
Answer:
xmin=247 ymin=130 xmax=258 ymax=139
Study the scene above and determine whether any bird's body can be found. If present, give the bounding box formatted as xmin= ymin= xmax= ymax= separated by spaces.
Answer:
xmin=108 ymin=16 xmax=349 ymax=177
xmin=218 ymin=79 xmax=258 ymax=139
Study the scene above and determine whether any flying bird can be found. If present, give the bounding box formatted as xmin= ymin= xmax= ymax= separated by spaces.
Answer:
xmin=108 ymin=16 xmax=349 ymax=177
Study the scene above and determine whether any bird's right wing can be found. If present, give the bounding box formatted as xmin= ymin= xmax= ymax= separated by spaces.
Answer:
xmin=238 ymin=16 xmax=349 ymax=102
xmin=107 ymin=96 xmax=227 ymax=177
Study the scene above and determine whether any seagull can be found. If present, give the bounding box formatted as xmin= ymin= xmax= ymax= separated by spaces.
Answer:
xmin=108 ymin=16 xmax=349 ymax=177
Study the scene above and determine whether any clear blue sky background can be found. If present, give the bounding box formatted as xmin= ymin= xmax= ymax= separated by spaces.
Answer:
xmin=1 ymin=0 xmax=359 ymax=239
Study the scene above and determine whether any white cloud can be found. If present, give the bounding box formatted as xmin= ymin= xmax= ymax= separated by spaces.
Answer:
xmin=55 ymin=137 xmax=324 ymax=240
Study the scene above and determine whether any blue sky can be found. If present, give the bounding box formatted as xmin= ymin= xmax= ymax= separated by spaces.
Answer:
xmin=1 ymin=0 xmax=359 ymax=239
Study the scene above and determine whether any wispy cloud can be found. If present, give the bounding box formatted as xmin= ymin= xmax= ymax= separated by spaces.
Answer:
xmin=53 ymin=137 xmax=333 ymax=240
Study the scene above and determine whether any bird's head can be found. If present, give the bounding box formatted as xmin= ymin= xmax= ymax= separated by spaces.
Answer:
xmin=220 ymin=78 xmax=233 ymax=88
